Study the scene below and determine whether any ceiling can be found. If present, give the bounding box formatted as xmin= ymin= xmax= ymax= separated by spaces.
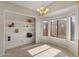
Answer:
xmin=10 ymin=1 xmax=53 ymax=11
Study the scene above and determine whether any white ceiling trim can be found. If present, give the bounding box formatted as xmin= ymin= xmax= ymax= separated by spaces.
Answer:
xmin=42 ymin=5 xmax=76 ymax=18
xmin=10 ymin=1 xmax=53 ymax=11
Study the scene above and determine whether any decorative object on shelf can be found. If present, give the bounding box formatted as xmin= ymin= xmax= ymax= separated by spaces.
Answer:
xmin=26 ymin=25 xmax=28 ymax=27
xmin=37 ymin=1 xmax=49 ymax=16
xmin=27 ymin=19 xmax=32 ymax=23
xmin=15 ymin=28 xmax=19 ymax=33
xmin=8 ymin=22 xmax=14 ymax=27
xmin=8 ymin=36 xmax=11 ymax=41
xmin=27 ymin=33 xmax=32 ymax=38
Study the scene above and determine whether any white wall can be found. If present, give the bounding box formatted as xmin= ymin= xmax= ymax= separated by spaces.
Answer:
xmin=36 ymin=16 xmax=41 ymax=43
xmin=0 ymin=10 xmax=4 ymax=56
xmin=0 ymin=1 xmax=36 ymax=56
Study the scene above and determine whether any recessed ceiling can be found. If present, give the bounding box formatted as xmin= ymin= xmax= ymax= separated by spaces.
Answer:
xmin=10 ymin=1 xmax=53 ymax=11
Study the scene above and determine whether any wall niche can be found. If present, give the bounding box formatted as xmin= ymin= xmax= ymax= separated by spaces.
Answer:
xmin=5 ymin=11 xmax=35 ymax=49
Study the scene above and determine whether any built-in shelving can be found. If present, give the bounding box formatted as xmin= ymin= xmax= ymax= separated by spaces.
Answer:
xmin=4 ymin=11 xmax=35 ymax=49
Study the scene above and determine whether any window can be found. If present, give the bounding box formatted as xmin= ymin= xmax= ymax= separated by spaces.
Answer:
xmin=51 ymin=18 xmax=67 ymax=39
xmin=70 ymin=15 xmax=75 ymax=41
xmin=43 ymin=21 xmax=48 ymax=36
xmin=58 ymin=18 xmax=67 ymax=39
xmin=51 ymin=20 xmax=57 ymax=37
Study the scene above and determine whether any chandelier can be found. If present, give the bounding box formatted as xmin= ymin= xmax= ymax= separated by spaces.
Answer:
xmin=37 ymin=1 xmax=49 ymax=16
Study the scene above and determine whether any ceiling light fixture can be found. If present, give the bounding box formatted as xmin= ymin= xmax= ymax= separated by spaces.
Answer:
xmin=37 ymin=1 xmax=49 ymax=16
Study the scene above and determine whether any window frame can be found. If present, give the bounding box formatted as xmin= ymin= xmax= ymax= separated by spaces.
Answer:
xmin=51 ymin=17 xmax=67 ymax=39
xmin=69 ymin=15 xmax=75 ymax=41
xmin=42 ymin=21 xmax=48 ymax=36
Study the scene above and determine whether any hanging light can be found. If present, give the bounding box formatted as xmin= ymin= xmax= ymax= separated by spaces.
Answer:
xmin=37 ymin=1 xmax=49 ymax=16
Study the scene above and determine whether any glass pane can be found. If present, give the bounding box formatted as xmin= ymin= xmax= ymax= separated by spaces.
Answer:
xmin=51 ymin=20 xmax=57 ymax=37
xmin=43 ymin=21 xmax=48 ymax=36
xmin=58 ymin=18 xmax=67 ymax=39
xmin=71 ymin=15 xmax=75 ymax=41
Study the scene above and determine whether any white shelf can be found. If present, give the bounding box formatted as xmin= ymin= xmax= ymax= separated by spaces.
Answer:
xmin=7 ymin=26 xmax=34 ymax=28
xmin=6 ymin=20 xmax=35 ymax=24
xmin=5 ymin=12 xmax=35 ymax=49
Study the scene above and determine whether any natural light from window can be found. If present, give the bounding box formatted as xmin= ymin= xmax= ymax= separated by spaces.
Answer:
xmin=27 ymin=44 xmax=61 ymax=57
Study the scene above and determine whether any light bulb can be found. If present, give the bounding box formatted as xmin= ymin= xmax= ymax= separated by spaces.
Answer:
xmin=44 ymin=11 xmax=47 ymax=14
xmin=37 ymin=9 xmax=40 ymax=11
xmin=40 ymin=11 xmax=43 ymax=14
xmin=46 ymin=8 xmax=49 ymax=11
xmin=40 ymin=7 xmax=44 ymax=10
